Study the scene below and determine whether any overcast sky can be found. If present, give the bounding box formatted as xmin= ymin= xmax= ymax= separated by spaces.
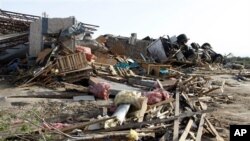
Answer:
xmin=1 ymin=0 xmax=250 ymax=57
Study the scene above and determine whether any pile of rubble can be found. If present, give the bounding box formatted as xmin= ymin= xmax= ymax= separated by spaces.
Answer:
xmin=1 ymin=9 xmax=248 ymax=141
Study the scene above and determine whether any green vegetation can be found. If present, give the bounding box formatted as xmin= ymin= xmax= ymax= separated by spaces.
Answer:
xmin=226 ymin=56 xmax=250 ymax=68
xmin=0 ymin=108 xmax=55 ymax=140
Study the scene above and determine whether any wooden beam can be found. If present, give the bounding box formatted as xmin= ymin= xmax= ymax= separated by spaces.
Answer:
xmin=148 ymin=98 xmax=174 ymax=109
xmin=205 ymin=118 xmax=224 ymax=141
xmin=156 ymin=79 xmax=164 ymax=89
xmin=195 ymin=101 xmax=208 ymax=141
xmin=62 ymin=82 xmax=89 ymax=93
xmin=159 ymin=131 xmax=170 ymax=141
xmin=196 ymin=113 xmax=206 ymax=141
xmin=179 ymin=119 xmax=194 ymax=141
xmin=61 ymin=116 xmax=116 ymax=133
xmin=137 ymin=97 xmax=148 ymax=122
xmin=173 ymin=90 xmax=180 ymax=141
xmin=157 ymin=78 xmax=175 ymax=141
xmin=98 ymin=109 xmax=213 ymax=132
xmin=200 ymin=87 xmax=220 ymax=96
xmin=199 ymin=101 xmax=224 ymax=141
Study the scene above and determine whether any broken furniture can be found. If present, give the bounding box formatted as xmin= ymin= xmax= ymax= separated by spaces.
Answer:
xmin=141 ymin=62 xmax=172 ymax=77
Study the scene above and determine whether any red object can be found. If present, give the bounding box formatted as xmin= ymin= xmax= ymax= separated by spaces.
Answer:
xmin=89 ymin=82 xmax=111 ymax=100
xmin=108 ymin=104 xmax=117 ymax=113
xmin=143 ymin=89 xmax=170 ymax=105
xmin=76 ymin=45 xmax=96 ymax=61
xmin=42 ymin=122 xmax=70 ymax=130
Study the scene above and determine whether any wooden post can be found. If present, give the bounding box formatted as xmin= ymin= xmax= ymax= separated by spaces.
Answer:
xmin=173 ymin=89 xmax=180 ymax=141
xmin=137 ymin=97 xmax=148 ymax=122
xmin=196 ymin=114 xmax=206 ymax=141
xmin=179 ymin=119 xmax=194 ymax=141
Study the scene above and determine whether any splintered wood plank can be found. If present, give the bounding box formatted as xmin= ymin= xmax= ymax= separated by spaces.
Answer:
xmin=196 ymin=113 xmax=206 ymax=141
xmin=80 ymin=53 xmax=86 ymax=67
xmin=69 ymin=55 xmax=75 ymax=70
xmin=109 ymin=65 xmax=118 ymax=76
xmin=137 ymin=97 xmax=148 ymax=122
xmin=189 ymin=131 xmax=196 ymax=140
xmin=195 ymin=101 xmax=207 ymax=141
xmin=77 ymin=53 xmax=82 ymax=68
xmin=59 ymin=58 xmax=65 ymax=71
xmin=173 ymin=90 xmax=180 ymax=141
xmin=156 ymin=79 xmax=164 ymax=89
xmin=159 ymin=131 xmax=170 ymax=141
xmin=99 ymin=109 xmax=212 ymax=132
xmin=66 ymin=57 xmax=71 ymax=71
xmin=157 ymin=79 xmax=176 ymax=141
xmin=62 ymin=58 xmax=68 ymax=71
xmin=61 ymin=116 xmax=116 ymax=133
xmin=72 ymin=54 xmax=77 ymax=68
xmin=205 ymin=118 xmax=224 ymax=141
xmin=199 ymin=101 xmax=224 ymax=141
xmin=75 ymin=53 xmax=80 ymax=68
xmin=148 ymin=98 xmax=174 ymax=109
xmin=182 ymin=93 xmax=195 ymax=110
xmin=78 ymin=54 xmax=84 ymax=68
xmin=179 ymin=119 xmax=194 ymax=141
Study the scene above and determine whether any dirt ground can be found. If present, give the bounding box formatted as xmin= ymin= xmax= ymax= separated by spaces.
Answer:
xmin=0 ymin=74 xmax=250 ymax=140
xmin=207 ymin=75 xmax=250 ymax=140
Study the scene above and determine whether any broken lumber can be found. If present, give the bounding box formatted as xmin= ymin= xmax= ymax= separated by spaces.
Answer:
xmin=179 ymin=119 xmax=194 ymax=141
xmin=173 ymin=89 xmax=180 ymax=141
xmin=179 ymin=99 xmax=206 ymax=141
xmin=196 ymin=113 xmax=206 ymax=141
xmin=200 ymin=101 xmax=224 ymax=141
xmin=205 ymin=118 xmax=224 ymax=141
xmin=109 ymin=65 xmax=118 ymax=76
xmin=9 ymin=91 xmax=87 ymax=99
xmin=98 ymin=109 xmax=213 ymax=132
xmin=61 ymin=116 xmax=116 ymax=133
xmin=68 ymin=130 xmax=153 ymax=141
xmin=62 ymin=82 xmax=89 ymax=93
xmin=148 ymin=98 xmax=174 ymax=109
xmin=137 ymin=97 xmax=148 ymax=122
xmin=200 ymin=87 xmax=220 ymax=96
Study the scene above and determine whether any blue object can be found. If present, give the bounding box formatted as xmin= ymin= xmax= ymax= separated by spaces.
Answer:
xmin=7 ymin=58 xmax=21 ymax=72
xmin=160 ymin=69 xmax=169 ymax=75
xmin=115 ymin=62 xmax=139 ymax=69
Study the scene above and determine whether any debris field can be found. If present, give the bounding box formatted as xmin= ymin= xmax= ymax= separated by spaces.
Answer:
xmin=0 ymin=9 xmax=250 ymax=141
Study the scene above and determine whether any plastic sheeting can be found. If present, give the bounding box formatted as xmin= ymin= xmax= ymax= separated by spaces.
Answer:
xmin=60 ymin=22 xmax=87 ymax=38
xmin=76 ymin=45 xmax=96 ymax=61
xmin=143 ymin=89 xmax=170 ymax=105
xmin=89 ymin=82 xmax=111 ymax=100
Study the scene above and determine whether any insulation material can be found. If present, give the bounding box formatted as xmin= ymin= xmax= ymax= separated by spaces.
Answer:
xmin=127 ymin=129 xmax=139 ymax=141
xmin=89 ymin=82 xmax=111 ymax=100
xmin=143 ymin=89 xmax=170 ymax=105
xmin=76 ymin=45 xmax=96 ymax=61
xmin=114 ymin=91 xmax=142 ymax=109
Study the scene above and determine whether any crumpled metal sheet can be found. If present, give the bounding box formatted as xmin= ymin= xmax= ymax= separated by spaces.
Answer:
xmin=60 ymin=22 xmax=86 ymax=38
xmin=147 ymin=38 xmax=168 ymax=61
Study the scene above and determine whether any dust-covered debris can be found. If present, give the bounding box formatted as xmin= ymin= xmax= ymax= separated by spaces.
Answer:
xmin=1 ymin=9 xmax=250 ymax=141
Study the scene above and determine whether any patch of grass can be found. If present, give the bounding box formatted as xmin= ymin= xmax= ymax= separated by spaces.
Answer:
xmin=0 ymin=114 xmax=11 ymax=132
